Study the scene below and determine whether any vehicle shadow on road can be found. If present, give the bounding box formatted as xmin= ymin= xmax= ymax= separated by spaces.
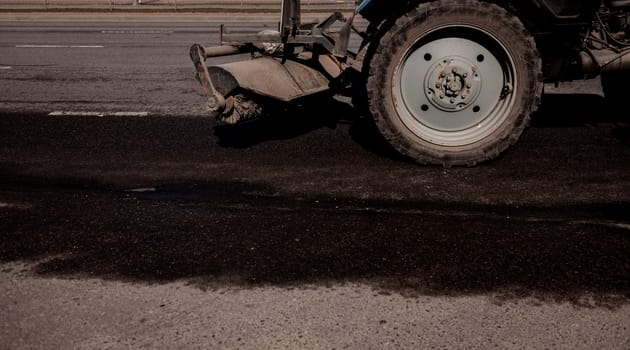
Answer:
xmin=531 ymin=92 xmax=630 ymax=147
xmin=534 ymin=93 xmax=626 ymax=127
xmin=1 ymin=91 xmax=629 ymax=308
xmin=212 ymin=92 xmax=629 ymax=161
xmin=211 ymin=95 xmax=408 ymax=162
xmin=1 ymin=178 xmax=628 ymax=308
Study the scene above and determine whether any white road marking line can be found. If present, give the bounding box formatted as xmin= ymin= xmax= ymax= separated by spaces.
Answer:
xmin=125 ymin=188 xmax=157 ymax=193
xmin=571 ymin=220 xmax=630 ymax=231
xmin=0 ymin=202 xmax=30 ymax=209
xmin=48 ymin=111 xmax=149 ymax=117
xmin=101 ymin=30 xmax=174 ymax=34
xmin=16 ymin=45 xmax=104 ymax=48
xmin=0 ymin=66 xmax=12 ymax=70
xmin=603 ymin=222 xmax=630 ymax=230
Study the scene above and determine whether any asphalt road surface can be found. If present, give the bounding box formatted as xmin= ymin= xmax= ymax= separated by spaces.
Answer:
xmin=1 ymin=14 xmax=629 ymax=350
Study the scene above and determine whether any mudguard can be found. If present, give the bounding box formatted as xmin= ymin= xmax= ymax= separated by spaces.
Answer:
xmin=209 ymin=57 xmax=331 ymax=102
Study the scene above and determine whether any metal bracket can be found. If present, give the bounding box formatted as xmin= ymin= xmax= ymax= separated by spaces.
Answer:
xmin=189 ymin=44 xmax=226 ymax=114
xmin=221 ymin=32 xmax=335 ymax=53
xmin=312 ymin=12 xmax=344 ymax=36
xmin=280 ymin=0 xmax=301 ymax=39
xmin=334 ymin=12 xmax=355 ymax=57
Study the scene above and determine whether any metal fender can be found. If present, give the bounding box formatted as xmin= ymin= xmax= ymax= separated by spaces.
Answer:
xmin=208 ymin=57 xmax=331 ymax=102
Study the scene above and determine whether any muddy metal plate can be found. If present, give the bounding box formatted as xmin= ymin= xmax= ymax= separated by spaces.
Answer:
xmin=209 ymin=57 xmax=331 ymax=102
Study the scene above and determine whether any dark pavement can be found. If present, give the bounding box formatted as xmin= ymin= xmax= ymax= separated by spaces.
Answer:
xmin=0 ymin=15 xmax=629 ymax=349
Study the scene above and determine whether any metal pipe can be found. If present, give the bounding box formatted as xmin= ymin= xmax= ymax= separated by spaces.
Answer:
xmin=611 ymin=1 xmax=630 ymax=8
xmin=580 ymin=48 xmax=630 ymax=73
xmin=189 ymin=44 xmax=226 ymax=114
xmin=280 ymin=0 xmax=301 ymax=39
xmin=203 ymin=45 xmax=247 ymax=58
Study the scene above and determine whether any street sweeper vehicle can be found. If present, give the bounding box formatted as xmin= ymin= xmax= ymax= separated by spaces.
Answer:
xmin=190 ymin=0 xmax=630 ymax=166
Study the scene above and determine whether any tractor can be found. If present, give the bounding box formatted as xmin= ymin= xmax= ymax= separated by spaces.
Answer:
xmin=190 ymin=0 xmax=630 ymax=166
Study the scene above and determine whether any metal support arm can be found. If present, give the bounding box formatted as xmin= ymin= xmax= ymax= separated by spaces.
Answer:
xmin=189 ymin=44 xmax=226 ymax=114
xmin=280 ymin=0 xmax=301 ymax=39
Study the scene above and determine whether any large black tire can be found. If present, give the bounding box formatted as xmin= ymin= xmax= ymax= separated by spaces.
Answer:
xmin=366 ymin=0 xmax=543 ymax=166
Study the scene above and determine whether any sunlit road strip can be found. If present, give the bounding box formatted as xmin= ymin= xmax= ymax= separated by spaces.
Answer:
xmin=16 ymin=45 xmax=104 ymax=48
xmin=49 ymin=111 xmax=149 ymax=117
xmin=0 ymin=66 xmax=11 ymax=70
xmin=0 ymin=202 xmax=31 ymax=210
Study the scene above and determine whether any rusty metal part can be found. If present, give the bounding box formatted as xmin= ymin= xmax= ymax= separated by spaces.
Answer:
xmin=217 ymin=2 xmax=343 ymax=56
xmin=333 ymin=12 xmax=354 ymax=57
xmin=280 ymin=0 xmax=301 ymax=39
xmin=190 ymin=43 xmax=330 ymax=120
xmin=219 ymin=94 xmax=263 ymax=125
xmin=189 ymin=44 xmax=226 ymax=115
xmin=580 ymin=48 xmax=630 ymax=73
xmin=318 ymin=54 xmax=345 ymax=78
xmin=202 ymin=45 xmax=248 ymax=58
xmin=611 ymin=1 xmax=630 ymax=7
xmin=221 ymin=32 xmax=335 ymax=53
xmin=312 ymin=12 xmax=344 ymax=36
xmin=209 ymin=57 xmax=330 ymax=102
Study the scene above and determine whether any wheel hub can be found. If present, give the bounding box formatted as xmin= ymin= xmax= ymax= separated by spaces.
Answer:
xmin=397 ymin=36 xmax=513 ymax=141
xmin=426 ymin=58 xmax=481 ymax=112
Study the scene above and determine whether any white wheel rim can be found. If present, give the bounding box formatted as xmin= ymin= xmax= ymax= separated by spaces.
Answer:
xmin=393 ymin=26 xmax=518 ymax=147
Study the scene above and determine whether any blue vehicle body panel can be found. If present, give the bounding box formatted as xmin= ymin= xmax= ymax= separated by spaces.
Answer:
xmin=353 ymin=0 xmax=600 ymax=18
xmin=355 ymin=0 xmax=374 ymax=13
